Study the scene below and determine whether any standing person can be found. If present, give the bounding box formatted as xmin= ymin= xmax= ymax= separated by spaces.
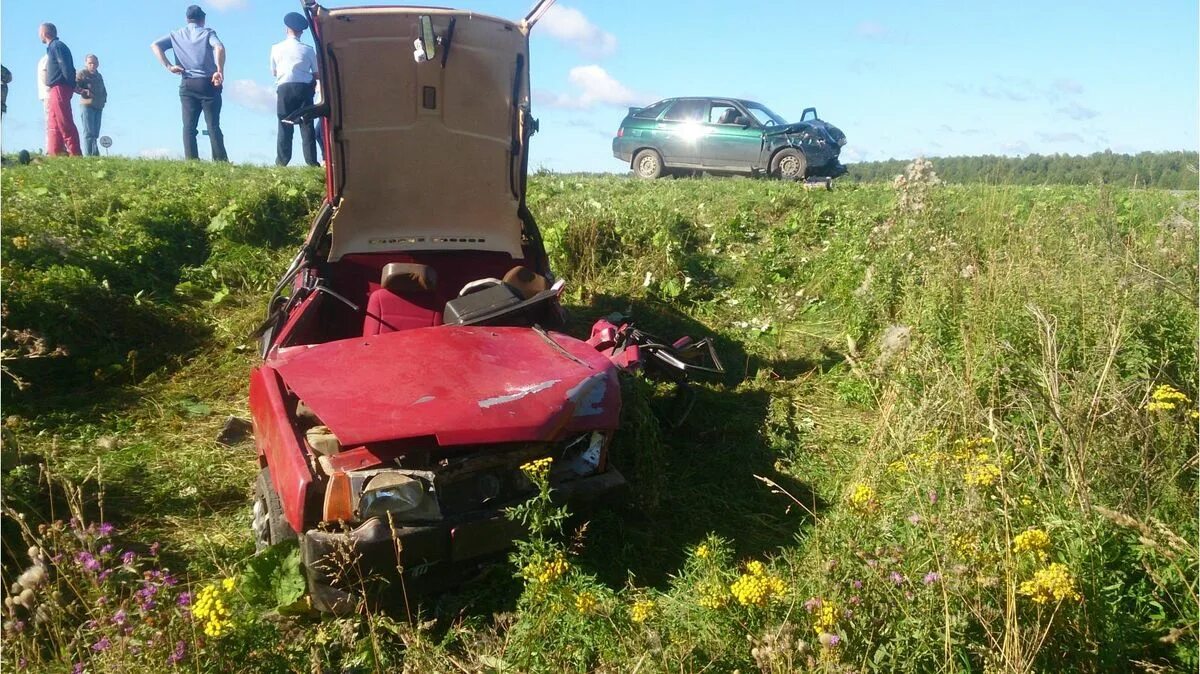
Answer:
xmin=270 ymin=12 xmax=318 ymax=166
xmin=76 ymin=54 xmax=107 ymax=156
xmin=151 ymin=5 xmax=228 ymax=161
xmin=1 ymin=65 xmax=11 ymax=116
xmin=40 ymin=23 xmax=82 ymax=156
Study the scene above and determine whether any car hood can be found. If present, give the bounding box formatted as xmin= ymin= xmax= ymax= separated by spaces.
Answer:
xmin=270 ymin=326 xmax=621 ymax=447
xmin=765 ymin=120 xmax=842 ymax=139
xmin=310 ymin=5 xmax=532 ymax=261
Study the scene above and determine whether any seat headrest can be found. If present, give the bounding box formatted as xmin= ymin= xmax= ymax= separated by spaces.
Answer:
xmin=502 ymin=265 xmax=549 ymax=299
xmin=380 ymin=263 xmax=437 ymax=293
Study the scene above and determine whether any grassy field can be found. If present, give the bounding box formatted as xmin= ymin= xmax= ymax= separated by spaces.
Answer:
xmin=1 ymin=157 xmax=1196 ymax=672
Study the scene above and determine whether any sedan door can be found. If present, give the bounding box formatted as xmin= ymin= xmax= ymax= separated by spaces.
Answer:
xmin=654 ymin=98 xmax=710 ymax=166
xmin=700 ymin=101 xmax=764 ymax=170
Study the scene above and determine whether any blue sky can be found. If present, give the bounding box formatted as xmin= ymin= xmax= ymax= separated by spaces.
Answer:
xmin=2 ymin=0 xmax=1196 ymax=171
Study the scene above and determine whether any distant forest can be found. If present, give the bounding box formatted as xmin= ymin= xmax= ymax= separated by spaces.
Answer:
xmin=847 ymin=151 xmax=1198 ymax=189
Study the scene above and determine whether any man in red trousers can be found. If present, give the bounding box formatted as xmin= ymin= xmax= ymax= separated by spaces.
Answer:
xmin=39 ymin=22 xmax=81 ymax=156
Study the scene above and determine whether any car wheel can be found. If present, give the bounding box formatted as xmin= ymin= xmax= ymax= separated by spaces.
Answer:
xmin=252 ymin=468 xmax=296 ymax=552
xmin=633 ymin=149 xmax=663 ymax=179
xmin=770 ymin=148 xmax=807 ymax=181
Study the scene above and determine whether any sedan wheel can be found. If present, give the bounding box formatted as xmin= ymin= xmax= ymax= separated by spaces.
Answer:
xmin=252 ymin=468 xmax=296 ymax=552
xmin=771 ymin=148 xmax=807 ymax=181
xmin=633 ymin=149 xmax=663 ymax=179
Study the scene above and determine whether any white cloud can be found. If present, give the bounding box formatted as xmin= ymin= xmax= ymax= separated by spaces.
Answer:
xmin=206 ymin=0 xmax=248 ymax=10
xmin=537 ymin=65 xmax=642 ymax=110
xmin=226 ymin=79 xmax=275 ymax=114
xmin=139 ymin=147 xmax=174 ymax=159
xmin=539 ymin=6 xmax=617 ymax=57
xmin=1057 ymin=101 xmax=1098 ymax=120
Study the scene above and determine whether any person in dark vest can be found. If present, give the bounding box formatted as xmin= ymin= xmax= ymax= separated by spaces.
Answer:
xmin=270 ymin=12 xmax=319 ymax=166
xmin=40 ymin=23 xmax=82 ymax=156
xmin=151 ymin=5 xmax=228 ymax=161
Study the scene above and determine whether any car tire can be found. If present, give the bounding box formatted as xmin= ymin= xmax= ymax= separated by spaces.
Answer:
xmin=633 ymin=149 xmax=664 ymax=179
xmin=253 ymin=468 xmax=297 ymax=552
xmin=770 ymin=148 xmax=807 ymax=181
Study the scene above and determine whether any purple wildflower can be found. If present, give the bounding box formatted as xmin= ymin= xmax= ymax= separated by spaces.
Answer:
xmin=92 ymin=636 xmax=111 ymax=652
xmin=167 ymin=640 xmax=187 ymax=665
xmin=99 ymin=544 xmax=114 ymax=555
xmin=177 ymin=591 xmax=193 ymax=607
xmin=97 ymin=522 xmax=114 ymax=537
xmin=11 ymin=620 xmax=26 ymax=633
xmin=85 ymin=619 xmax=98 ymax=629
xmin=112 ymin=609 xmax=127 ymax=626
xmin=72 ymin=662 xmax=84 ymax=674
xmin=121 ymin=551 xmax=136 ymax=566
xmin=889 ymin=571 xmax=906 ymax=586
xmin=803 ymin=597 xmax=822 ymax=612
xmin=149 ymin=542 xmax=160 ymax=556
xmin=927 ymin=489 xmax=938 ymax=505
xmin=163 ymin=574 xmax=178 ymax=587
xmin=825 ymin=634 xmax=841 ymax=646
xmin=76 ymin=551 xmax=101 ymax=573
xmin=866 ymin=558 xmax=878 ymax=568
xmin=923 ymin=571 xmax=942 ymax=585
xmin=851 ymin=579 xmax=863 ymax=590
xmin=98 ymin=569 xmax=112 ymax=582
xmin=17 ymin=657 xmax=27 ymax=669
xmin=907 ymin=513 xmax=921 ymax=525
xmin=848 ymin=595 xmax=861 ymax=605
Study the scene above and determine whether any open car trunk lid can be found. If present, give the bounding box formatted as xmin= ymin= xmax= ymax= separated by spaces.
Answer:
xmin=310 ymin=5 xmax=532 ymax=261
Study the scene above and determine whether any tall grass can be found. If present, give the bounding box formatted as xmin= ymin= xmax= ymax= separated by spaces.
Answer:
xmin=1 ymin=159 xmax=1195 ymax=672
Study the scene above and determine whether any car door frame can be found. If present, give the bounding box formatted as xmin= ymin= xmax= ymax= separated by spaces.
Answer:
xmin=699 ymin=99 xmax=765 ymax=172
xmin=654 ymin=98 xmax=711 ymax=167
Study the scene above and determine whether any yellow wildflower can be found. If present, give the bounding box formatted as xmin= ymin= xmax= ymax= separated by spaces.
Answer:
xmin=1018 ymin=563 xmax=1081 ymax=604
xmin=730 ymin=560 xmax=787 ymax=607
xmin=11 ymin=236 xmax=28 ymax=250
xmin=191 ymin=581 xmax=236 ymax=638
xmin=962 ymin=452 xmax=1001 ymax=487
xmin=694 ymin=543 xmax=711 ymax=560
xmin=848 ymin=483 xmax=876 ymax=513
xmin=1145 ymin=401 xmax=1177 ymax=412
xmin=574 ymin=591 xmax=598 ymax=613
xmin=697 ymin=580 xmax=728 ymax=609
xmin=887 ymin=459 xmax=909 ymax=474
xmin=1012 ymin=528 xmax=1051 ymax=560
xmin=630 ymin=599 xmax=656 ymax=623
xmin=812 ymin=601 xmax=838 ymax=635
xmin=522 ymin=554 xmax=569 ymax=584
xmin=520 ymin=457 xmax=554 ymax=481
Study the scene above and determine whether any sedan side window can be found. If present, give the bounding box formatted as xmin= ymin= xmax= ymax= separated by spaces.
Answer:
xmin=709 ymin=104 xmax=740 ymax=125
xmin=662 ymin=99 xmax=706 ymax=122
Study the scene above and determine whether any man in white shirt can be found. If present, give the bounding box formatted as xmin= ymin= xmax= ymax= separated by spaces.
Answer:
xmin=37 ymin=55 xmax=49 ymax=110
xmin=270 ymin=12 xmax=319 ymax=166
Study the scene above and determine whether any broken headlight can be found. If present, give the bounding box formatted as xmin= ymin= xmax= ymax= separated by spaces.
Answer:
xmin=358 ymin=473 xmax=439 ymax=522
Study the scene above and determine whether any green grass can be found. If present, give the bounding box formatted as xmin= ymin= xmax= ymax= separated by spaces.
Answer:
xmin=1 ymin=158 xmax=1196 ymax=672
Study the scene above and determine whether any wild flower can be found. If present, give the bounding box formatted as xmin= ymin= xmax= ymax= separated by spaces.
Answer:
xmin=803 ymin=597 xmax=822 ymax=612
xmin=191 ymin=580 xmax=236 ymax=638
xmin=519 ymin=457 xmax=553 ymax=482
xmin=176 ymin=592 xmax=192 ymax=607
xmin=923 ymin=571 xmax=941 ymax=585
xmin=1018 ymin=563 xmax=1081 ymax=604
xmin=694 ymin=543 xmax=711 ymax=560
xmin=92 ymin=636 xmax=111 ymax=652
xmin=1012 ymin=528 xmax=1051 ymax=560
xmin=850 ymin=579 xmax=863 ymax=590
xmin=167 ymin=640 xmax=187 ymax=665
xmin=887 ymin=460 xmax=908 ymax=474
xmin=818 ymin=632 xmax=841 ymax=648
xmin=1145 ymin=384 xmax=1189 ymax=412
xmin=888 ymin=571 xmax=906 ymax=586
xmin=96 ymin=523 xmax=114 ymax=537
xmin=812 ymin=601 xmax=838 ymax=635
xmin=697 ymin=580 xmax=728 ymax=609
xmin=962 ymin=452 xmax=1001 ymax=487
xmin=574 ymin=591 xmax=598 ymax=614
xmin=121 ymin=551 xmax=136 ymax=566
xmin=630 ymin=599 xmax=656 ymax=623
xmin=848 ymin=483 xmax=876 ymax=513
xmin=730 ymin=561 xmax=787 ymax=607
xmin=928 ymin=489 xmax=938 ymax=504
xmin=521 ymin=554 xmax=569 ymax=584
xmin=907 ymin=513 xmax=921 ymax=525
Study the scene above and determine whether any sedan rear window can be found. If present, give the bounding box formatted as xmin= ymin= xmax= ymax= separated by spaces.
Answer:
xmin=633 ymin=100 xmax=671 ymax=119
xmin=662 ymin=99 xmax=707 ymax=122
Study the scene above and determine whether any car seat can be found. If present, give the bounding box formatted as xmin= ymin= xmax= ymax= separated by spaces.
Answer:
xmin=362 ymin=263 xmax=442 ymax=335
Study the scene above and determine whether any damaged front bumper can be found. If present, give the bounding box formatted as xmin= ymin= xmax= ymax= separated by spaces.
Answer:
xmin=302 ymin=467 xmax=626 ymax=612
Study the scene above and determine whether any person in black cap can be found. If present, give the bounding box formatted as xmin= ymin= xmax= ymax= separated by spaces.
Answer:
xmin=151 ymin=5 xmax=228 ymax=161
xmin=270 ymin=12 xmax=319 ymax=166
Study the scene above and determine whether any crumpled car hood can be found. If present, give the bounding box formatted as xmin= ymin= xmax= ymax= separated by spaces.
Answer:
xmin=270 ymin=326 xmax=621 ymax=447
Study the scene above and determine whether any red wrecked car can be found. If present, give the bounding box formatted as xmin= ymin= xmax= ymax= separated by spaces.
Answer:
xmin=247 ymin=1 xmax=718 ymax=611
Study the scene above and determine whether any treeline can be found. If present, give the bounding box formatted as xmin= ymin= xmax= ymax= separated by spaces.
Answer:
xmin=847 ymin=150 xmax=1198 ymax=189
